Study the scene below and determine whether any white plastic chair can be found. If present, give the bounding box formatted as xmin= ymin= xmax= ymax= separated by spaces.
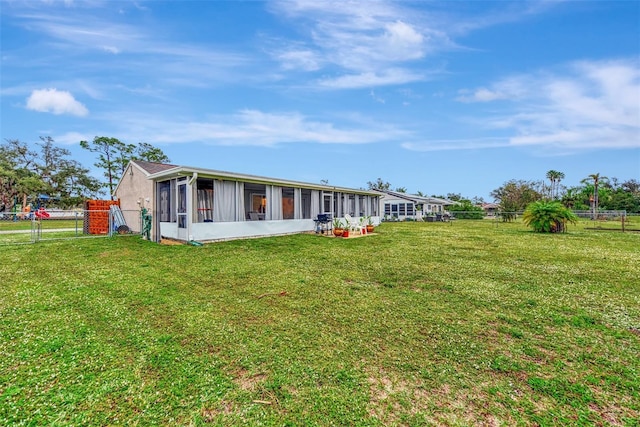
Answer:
xmin=344 ymin=214 xmax=360 ymax=234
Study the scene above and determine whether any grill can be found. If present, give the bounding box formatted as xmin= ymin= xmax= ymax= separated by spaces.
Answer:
xmin=314 ymin=214 xmax=332 ymax=234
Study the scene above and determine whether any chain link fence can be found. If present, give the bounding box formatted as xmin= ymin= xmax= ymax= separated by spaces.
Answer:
xmin=0 ymin=209 xmax=144 ymax=246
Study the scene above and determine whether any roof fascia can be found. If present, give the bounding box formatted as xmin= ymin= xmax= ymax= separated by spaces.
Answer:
xmin=146 ymin=165 xmax=379 ymax=196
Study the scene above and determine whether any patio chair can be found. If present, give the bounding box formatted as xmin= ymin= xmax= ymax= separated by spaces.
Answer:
xmin=344 ymin=214 xmax=361 ymax=234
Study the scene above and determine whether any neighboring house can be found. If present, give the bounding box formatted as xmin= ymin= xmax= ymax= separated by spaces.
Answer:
xmin=375 ymin=190 xmax=455 ymax=221
xmin=480 ymin=202 xmax=500 ymax=217
xmin=114 ymin=161 xmax=381 ymax=243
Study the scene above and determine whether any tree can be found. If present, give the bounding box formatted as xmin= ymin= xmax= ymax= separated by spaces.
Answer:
xmin=522 ymin=200 xmax=578 ymax=233
xmin=448 ymin=200 xmax=484 ymax=219
xmin=621 ymin=179 xmax=640 ymax=195
xmin=1 ymin=137 xmax=101 ymax=210
xmin=367 ymin=178 xmax=391 ymax=191
xmin=0 ymin=139 xmax=36 ymax=210
xmin=607 ymin=189 xmax=640 ymax=213
xmin=581 ymin=173 xmax=608 ymax=219
xmin=80 ymin=137 xmax=170 ymax=199
xmin=490 ymin=180 xmax=543 ymax=221
xmin=134 ymin=142 xmax=170 ymax=163
xmin=395 ymin=187 xmax=407 ymax=193
xmin=80 ymin=137 xmax=130 ymax=199
xmin=546 ymin=170 xmax=565 ymax=200
xmin=37 ymin=137 xmax=102 ymax=207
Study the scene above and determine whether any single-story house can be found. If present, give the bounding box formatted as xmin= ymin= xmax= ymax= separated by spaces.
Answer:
xmin=375 ymin=190 xmax=456 ymax=221
xmin=114 ymin=161 xmax=381 ymax=243
xmin=480 ymin=202 xmax=500 ymax=217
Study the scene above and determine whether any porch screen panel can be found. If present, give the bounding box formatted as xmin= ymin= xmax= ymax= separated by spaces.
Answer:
xmin=235 ymin=182 xmax=245 ymax=222
xmin=354 ymin=195 xmax=359 ymax=217
xmin=158 ymin=181 xmax=172 ymax=222
xmin=323 ymin=193 xmax=332 ymax=215
xmin=282 ymin=187 xmax=294 ymax=220
xmin=170 ymin=180 xmax=177 ymax=222
xmin=311 ymin=190 xmax=320 ymax=219
xmin=266 ymin=185 xmax=283 ymax=221
xmin=196 ymin=179 xmax=214 ymax=222
xmin=196 ymin=189 xmax=213 ymax=222
xmin=342 ymin=193 xmax=349 ymax=217
xmin=213 ymin=180 xmax=236 ymax=222
xmin=293 ymin=188 xmax=302 ymax=219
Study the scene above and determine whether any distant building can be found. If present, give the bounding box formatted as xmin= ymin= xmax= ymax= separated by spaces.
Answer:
xmin=480 ymin=202 xmax=500 ymax=217
xmin=374 ymin=189 xmax=456 ymax=221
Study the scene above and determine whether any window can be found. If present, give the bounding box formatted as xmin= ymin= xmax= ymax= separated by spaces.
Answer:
xmin=244 ymin=183 xmax=266 ymax=220
xmin=399 ymin=203 xmax=406 ymax=216
xmin=301 ymin=189 xmax=312 ymax=219
xmin=195 ymin=178 xmax=214 ymax=222
xmin=358 ymin=195 xmax=366 ymax=216
xmin=282 ymin=187 xmax=294 ymax=220
xmin=158 ymin=180 xmax=173 ymax=222
xmin=323 ymin=192 xmax=332 ymax=214
xmin=407 ymin=203 xmax=414 ymax=216
xmin=177 ymin=180 xmax=187 ymax=229
xmin=384 ymin=203 xmax=391 ymax=215
xmin=370 ymin=197 xmax=378 ymax=216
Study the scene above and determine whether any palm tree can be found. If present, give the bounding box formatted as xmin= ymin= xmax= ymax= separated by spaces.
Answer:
xmin=554 ymin=171 xmax=564 ymax=199
xmin=581 ymin=173 xmax=608 ymax=219
xmin=546 ymin=170 xmax=565 ymax=199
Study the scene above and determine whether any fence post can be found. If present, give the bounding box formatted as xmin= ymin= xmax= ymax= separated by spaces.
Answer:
xmin=30 ymin=218 xmax=41 ymax=243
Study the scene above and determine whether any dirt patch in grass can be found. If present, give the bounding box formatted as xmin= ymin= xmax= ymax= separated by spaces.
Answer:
xmin=232 ymin=369 xmax=267 ymax=392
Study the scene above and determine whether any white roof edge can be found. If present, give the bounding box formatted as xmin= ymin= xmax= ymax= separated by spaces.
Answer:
xmin=377 ymin=189 xmax=457 ymax=204
xmin=145 ymin=165 xmax=379 ymax=195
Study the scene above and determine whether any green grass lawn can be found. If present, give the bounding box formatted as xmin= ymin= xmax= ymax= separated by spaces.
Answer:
xmin=1 ymin=220 xmax=638 ymax=426
xmin=0 ymin=219 xmax=83 ymax=231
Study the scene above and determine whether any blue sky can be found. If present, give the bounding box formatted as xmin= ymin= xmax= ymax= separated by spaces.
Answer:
xmin=1 ymin=0 xmax=639 ymax=200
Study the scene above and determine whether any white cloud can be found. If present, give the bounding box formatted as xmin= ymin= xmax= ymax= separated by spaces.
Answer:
xmin=457 ymin=87 xmax=507 ymax=102
xmin=453 ymin=58 xmax=640 ymax=152
xmin=381 ymin=21 xmax=425 ymax=61
xmin=96 ymin=109 xmax=409 ymax=148
xmin=26 ymin=88 xmax=89 ymax=116
xmin=267 ymin=1 xmax=449 ymax=88
xmin=55 ymin=131 xmax=93 ymax=145
xmin=11 ymin=11 xmax=250 ymax=89
xmin=317 ymin=68 xmax=425 ymax=89
xmin=276 ymin=49 xmax=321 ymax=71
xmin=102 ymin=46 xmax=120 ymax=54
xmin=402 ymin=137 xmax=511 ymax=152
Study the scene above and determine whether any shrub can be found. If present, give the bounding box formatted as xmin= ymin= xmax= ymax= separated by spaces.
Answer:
xmin=448 ymin=200 xmax=484 ymax=219
xmin=522 ymin=201 xmax=578 ymax=233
